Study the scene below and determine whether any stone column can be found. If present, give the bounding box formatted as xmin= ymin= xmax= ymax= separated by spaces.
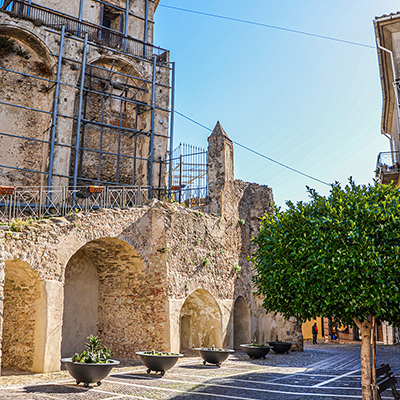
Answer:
xmin=206 ymin=121 xmax=234 ymax=215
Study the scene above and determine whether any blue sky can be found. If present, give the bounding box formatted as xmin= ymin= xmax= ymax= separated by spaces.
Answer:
xmin=154 ymin=1 xmax=400 ymax=208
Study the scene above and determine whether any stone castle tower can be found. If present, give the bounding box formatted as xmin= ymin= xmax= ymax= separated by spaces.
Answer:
xmin=0 ymin=0 xmax=171 ymax=193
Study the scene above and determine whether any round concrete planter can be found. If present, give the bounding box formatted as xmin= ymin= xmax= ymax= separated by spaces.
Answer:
xmin=240 ymin=344 xmax=271 ymax=359
xmin=268 ymin=342 xmax=293 ymax=354
xmin=195 ymin=348 xmax=235 ymax=366
xmin=61 ymin=358 xmax=120 ymax=387
xmin=136 ymin=351 xmax=184 ymax=376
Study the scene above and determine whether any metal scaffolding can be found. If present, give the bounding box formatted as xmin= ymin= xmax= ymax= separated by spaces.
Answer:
xmin=0 ymin=0 xmax=173 ymax=194
xmin=0 ymin=0 xmax=209 ymax=221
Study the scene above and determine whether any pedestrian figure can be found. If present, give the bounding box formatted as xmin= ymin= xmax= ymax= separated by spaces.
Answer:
xmin=312 ymin=322 xmax=318 ymax=344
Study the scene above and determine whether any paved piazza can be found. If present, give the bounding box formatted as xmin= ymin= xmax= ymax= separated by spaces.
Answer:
xmin=0 ymin=343 xmax=399 ymax=399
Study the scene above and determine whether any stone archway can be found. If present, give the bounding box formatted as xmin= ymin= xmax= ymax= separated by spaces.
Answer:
xmin=2 ymin=259 xmax=46 ymax=372
xmin=233 ymin=296 xmax=251 ymax=349
xmin=0 ymin=28 xmax=55 ymax=187
xmin=179 ymin=289 xmax=222 ymax=351
xmin=61 ymin=237 xmax=166 ymax=359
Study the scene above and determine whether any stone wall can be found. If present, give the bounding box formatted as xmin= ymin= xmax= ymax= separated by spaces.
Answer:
xmin=0 ymin=187 xmax=302 ymax=372
xmin=2 ymin=260 xmax=45 ymax=371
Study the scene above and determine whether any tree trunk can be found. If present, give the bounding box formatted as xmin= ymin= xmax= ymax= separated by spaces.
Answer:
xmin=372 ymin=317 xmax=377 ymax=400
xmin=354 ymin=316 xmax=372 ymax=400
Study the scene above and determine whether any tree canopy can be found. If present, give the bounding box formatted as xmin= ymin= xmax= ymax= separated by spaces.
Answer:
xmin=252 ymin=179 xmax=400 ymax=328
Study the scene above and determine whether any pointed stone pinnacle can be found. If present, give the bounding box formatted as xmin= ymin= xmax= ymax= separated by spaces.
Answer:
xmin=209 ymin=121 xmax=231 ymax=140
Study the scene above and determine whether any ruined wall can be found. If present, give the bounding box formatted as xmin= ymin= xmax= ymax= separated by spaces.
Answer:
xmin=203 ymin=122 xmax=303 ymax=351
xmin=0 ymin=187 xmax=302 ymax=373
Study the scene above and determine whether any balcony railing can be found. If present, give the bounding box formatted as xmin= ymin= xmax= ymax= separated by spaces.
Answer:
xmin=376 ymin=151 xmax=400 ymax=184
xmin=0 ymin=0 xmax=168 ymax=59
xmin=0 ymin=185 xmax=150 ymax=224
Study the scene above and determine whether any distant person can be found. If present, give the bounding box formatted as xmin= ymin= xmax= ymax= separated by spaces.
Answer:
xmin=312 ymin=323 xmax=318 ymax=344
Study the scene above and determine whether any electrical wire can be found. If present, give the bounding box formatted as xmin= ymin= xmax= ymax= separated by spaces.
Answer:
xmin=159 ymin=4 xmax=375 ymax=50
xmin=174 ymin=110 xmax=331 ymax=187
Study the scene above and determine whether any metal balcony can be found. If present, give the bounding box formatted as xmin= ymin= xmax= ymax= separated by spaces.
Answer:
xmin=376 ymin=151 xmax=400 ymax=185
xmin=0 ymin=0 xmax=168 ymax=60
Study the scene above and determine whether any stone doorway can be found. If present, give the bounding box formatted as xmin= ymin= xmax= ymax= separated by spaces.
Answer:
xmin=233 ymin=296 xmax=251 ymax=349
xmin=179 ymin=289 xmax=222 ymax=351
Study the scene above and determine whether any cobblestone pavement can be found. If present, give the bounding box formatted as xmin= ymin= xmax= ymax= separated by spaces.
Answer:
xmin=1 ymin=342 xmax=400 ymax=399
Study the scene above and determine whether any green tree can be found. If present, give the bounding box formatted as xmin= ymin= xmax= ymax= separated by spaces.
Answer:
xmin=252 ymin=179 xmax=400 ymax=400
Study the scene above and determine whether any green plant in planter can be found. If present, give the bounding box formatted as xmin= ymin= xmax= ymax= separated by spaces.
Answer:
xmin=250 ymin=337 xmax=266 ymax=347
xmin=145 ymin=350 xmax=179 ymax=356
xmin=72 ymin=335 xmax=113 ymax=364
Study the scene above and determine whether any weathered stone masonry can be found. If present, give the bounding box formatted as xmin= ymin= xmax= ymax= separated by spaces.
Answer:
xmin=0 ymin=123 xmax=302 ymax=374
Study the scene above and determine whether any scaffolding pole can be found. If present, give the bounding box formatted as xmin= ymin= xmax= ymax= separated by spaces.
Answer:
xmin=143 ymin=0 xmax=149 ymax=56
xmin=168 ymin=61 xmax=175 ymax=196
xmin=78 ymin=0 xmax=83 ymax=36
xmin=124 ymin=0 xmax=129 ymax=51
xmin=149 ymin=55 xmax=156 ymax=197
xmin=73 ymin=33 xmax=89 ymax=191
xmin=47 ymin=25 xmax=65 ymax=188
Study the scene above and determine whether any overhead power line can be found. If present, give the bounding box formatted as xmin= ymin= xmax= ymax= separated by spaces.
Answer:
xmin=174 ymin=110 xmax=331 ymax=187
xmin=159 ymin=4 xmax=375 ymax=50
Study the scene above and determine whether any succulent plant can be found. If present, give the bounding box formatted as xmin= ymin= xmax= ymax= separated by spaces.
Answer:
xmin=71 ymin=335 xmax=113 ymax=364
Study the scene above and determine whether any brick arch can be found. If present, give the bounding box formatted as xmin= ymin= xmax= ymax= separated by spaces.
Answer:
xmin=61 ymin=236 xmax=166 ymax=359
xmin=2 ymin=259 xmax=46 ymax=373
xmin=179 ymin=289 xmax=222 ymax=351
xmin=0 ymin=25 xmax=54 ymax=66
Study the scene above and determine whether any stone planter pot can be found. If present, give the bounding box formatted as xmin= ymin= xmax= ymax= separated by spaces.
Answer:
xmin=136 ymin=351 xmax=184 ymax=376
xmin=61 ymin=358 xmax=120 ymax=387
xmin=268 ymin=342 xmax=293 ymax=354
xmin=240 ymin=344 xmax=271 ymax=359
xmin=195 ymin=348 xmax=234 ymax=366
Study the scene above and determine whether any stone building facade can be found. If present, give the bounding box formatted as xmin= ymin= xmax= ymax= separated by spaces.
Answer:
xmin=371 ymin=11 xmax=400 ymax=345
xmin=0 ymin=0 xmax=170 ymax=190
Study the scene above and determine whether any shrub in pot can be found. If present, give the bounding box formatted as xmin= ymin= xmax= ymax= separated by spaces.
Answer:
xmin=240 ymin=338 xmax=271 ymax=359
xmin=136 ymin=350 xmax=184 ymax=376
xmin=268 ymin=337 xmax=293 ymax=354
xmin=195 ymin=344 xmax=234 ymax=367
xmin=61 ymin=335 xmax=120 ymax=387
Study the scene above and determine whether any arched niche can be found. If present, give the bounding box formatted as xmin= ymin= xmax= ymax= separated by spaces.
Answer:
xmin=74 ymin=56 xmax=151 ymax=186
xmin=233 ymin=295 xmax=251 ymax=349
xmin=61 ymin=237 xmax=152 ymax=359
xmin=0 ymin=27 xmax=55 ymax=187
xmin=2 ymin=259 xmax=46 ymax=372
xmin=179 ymin=289 xmax=222 ymax=351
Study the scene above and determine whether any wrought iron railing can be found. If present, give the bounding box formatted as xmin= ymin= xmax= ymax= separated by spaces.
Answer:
xmin=168 ymin=143 xmax=208 ymax=206
xmin=376 ymin=151 xmax=400 ymax=173
xmin=0 ymin=0 xmax=168 ymax=59
xmin=0 ymin=185 xmax=150 ymax=223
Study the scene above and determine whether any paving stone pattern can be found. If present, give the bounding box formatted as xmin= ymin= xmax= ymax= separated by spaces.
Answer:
xmin=0 ymin=343 xmax=399 ymax=399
